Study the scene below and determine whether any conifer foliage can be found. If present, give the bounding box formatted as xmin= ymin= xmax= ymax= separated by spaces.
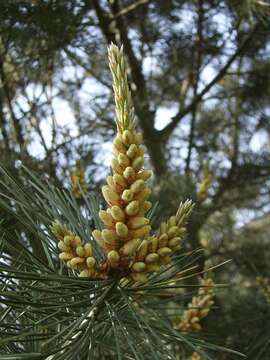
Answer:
xmin=0 ymin=45 xmax=239 ymax=360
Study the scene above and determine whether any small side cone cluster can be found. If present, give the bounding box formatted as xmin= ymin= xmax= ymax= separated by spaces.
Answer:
xmin=129 ymin=199 xmax=194 ymax=282
xmin=197 ymin=160 xmax=212 ymax=202
xmin=52 ymin=44 xmax=194 ymax=282
xmin=51 ymin=222 xmax=99 ymax=278
xmin=190 ymin=353 xmax=203 ymax=360
xmin=70 ymin=160 xmax=87 ymax=198
xmin=176 ymin=277 xmax=215 ymax=332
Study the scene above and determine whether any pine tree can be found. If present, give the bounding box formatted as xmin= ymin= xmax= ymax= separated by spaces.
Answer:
xmin=0 ymin=44 xmax=243 ymax=360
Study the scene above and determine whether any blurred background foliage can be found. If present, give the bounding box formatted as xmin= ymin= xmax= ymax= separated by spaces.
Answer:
xmin=0 ymin=0 xmax=270 ymax=358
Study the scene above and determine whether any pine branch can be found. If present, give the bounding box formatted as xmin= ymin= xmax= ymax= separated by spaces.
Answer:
xmin=0 ymin=44 xmax=239 ymax=360
xmin=160 ymin=23 xmax=260 ymax=139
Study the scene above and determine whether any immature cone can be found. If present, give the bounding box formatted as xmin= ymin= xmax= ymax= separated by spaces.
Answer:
xmin=51 ymin=222 xmax=99 ymax=278
xmin=176 ymin=277 xmax=215 ymax=332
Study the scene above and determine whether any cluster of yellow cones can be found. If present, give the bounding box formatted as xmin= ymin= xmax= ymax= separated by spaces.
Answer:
xmin=51 ymin=44 xmax=194 ymax=282
xmin=176 ymin=277 xmax=215 ymax=332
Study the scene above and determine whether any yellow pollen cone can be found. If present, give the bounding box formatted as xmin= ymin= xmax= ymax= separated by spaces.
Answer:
xmin=168 ymin=237 xmax=181 ymax=248
xmin=84 ymin=243 xmax=93 ymax=257
xmin=132 ymin=156 xmax=144 ymax=171
xmin=58 ymin=241 xmax=70 ymax=252
xmin=86 ymin=257 xmax=96 ymax=268
xmin=145 ymin=253 xmax=159 ymax=264
xmin=120 ymin=238 xmax=141 ymax=256
xmin=106 ymin=175 xmax=115 ymax=189
xmin=123 ymin=166 xmax=136 ymax=181
xmin=157 ymin=247 xmax=172 ymax=257
xmin=102 ymin=229 xmax=118 ymax=243
xmin=115 ymin=222 xmax=129 ymax=237
xmin=130 ymin=179 xmax=145 ymax=193
xmin=137 ymin=170 xmax=152 ymax=181
xmin=79 ymin=269 xmax=92 ymax=278
xmin=131 ymin=225 xmax=151 ymax=238
xmin=122 ymin=189 xmax=134 ymax=202
xmin=118 ymin=153 xmax=130 ymax=167
xmin=159 ymin=222 xmax=168 ymax=235
xmin=126 ymin=144 xmax=137 ymax=158
xmin=137 ymin=145 xmax=145 ymax=156
xmin=133 ymin=132 xmax=143 ymax=144
xmin=127 ymin=217 xmax=149 ymax=230
xmin=158 ymin=233 xmax=168 ymax=247
xmin=59 ymin=252 xmax=73 ymax=261
xmin=63 ymin=235 xmax=73 ymax=246
xmin=76 ymin=246 xmax=85 ymax=257
xmin=102 ymin=185 xmax=120 ymax=206
xmin=113 ymin=136 xmax=126 ymax=153
xmin=70 ymin=257 xmax=85 ymax=267
xmin=92 ymin=229 xmax=102 ymax=242
xmin=168 ymin=226 xmax=179 ymax=238
xmin=110 ymin=205 xmax=125 ymax=221
xmin=125 ymin=200 xmax=139 ymax=216
xmin=74 ymin=236 xmax=82 ymax=246
xmin=132 ymin=262 xmax=146 ymax=272
xmin=113 ymin=173 xmax=127 ymax=188
xmin=122 ymin=130 xmax=133 ymax=144
xmin=51 ymin=221 xmax=65 ymax=238
xmin=136 ymin=239 xmax=148 ymax=261
xmin=142 ymin=201 xmax=152 ymax=211
xmin=111 ymin=158 xmax=124 ymax=174
xmin=107 ymin=250 xmax=120 ymax=268
xmin=134 ymin=188 xmax=151 ymax=202
xmin=99 ymin=210 xmax=115 ymax=227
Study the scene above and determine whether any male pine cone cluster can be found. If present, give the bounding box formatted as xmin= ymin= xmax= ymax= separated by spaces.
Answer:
xmin=92 ymin=125 xmax=193 ymax=281
xmin=176 ymin=277 xmax=215 ymax=332
xmin=51 ymin=44 xmax=194 ymax=282
xmin=51 ymin=222 xmax=98 ymax=278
